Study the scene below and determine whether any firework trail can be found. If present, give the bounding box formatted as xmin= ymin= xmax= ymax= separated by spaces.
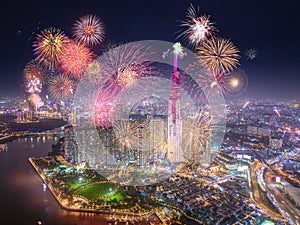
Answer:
xmin=48 ymin=74 xmax=75 ymax=100
xmin=58 ymin=40 xmax=94 ymax=79
xmin=72 ymin=14 xmax=105 ymax=46
xmin=178 ymin=4 xmax=217 ymax=47
xmin=33 ymin=27 xmax=68 ymax=69
xmin=197 ymin=37 xmax=240 ymax=74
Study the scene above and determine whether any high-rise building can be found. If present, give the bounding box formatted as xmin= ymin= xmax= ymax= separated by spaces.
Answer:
xmin=168 ymin=70 xmax=183 ymax=164
xmin=63 ymin=125 xmax=79 ymax=163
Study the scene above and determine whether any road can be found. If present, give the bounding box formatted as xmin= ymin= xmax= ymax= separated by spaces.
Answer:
xmin=264 ymin=168 xmax=300 ymax=225
xmin=248 ymin=163 xmax=283 ymax=220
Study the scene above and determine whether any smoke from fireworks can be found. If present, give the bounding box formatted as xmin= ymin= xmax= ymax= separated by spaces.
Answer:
xmin=29 ymin=93 xmax=44 ymax=110
xmin=48 ymin=74 xmax=75 ymax=100
xmin=72 ymin=14 xmax=105 ymax=46
xmin=197 ymin=37 xmax=240 ymax=74
xmin=58 ymin=41 xmax=94 ymax=79
xmin=179 ymin=4 xmax=217 ymax=46
xmin=33 ymin=27 xmax=68 ymax=69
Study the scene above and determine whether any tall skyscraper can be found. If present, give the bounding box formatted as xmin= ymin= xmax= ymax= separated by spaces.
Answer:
xmin=168 ymin=70 xmax=183 ymax=163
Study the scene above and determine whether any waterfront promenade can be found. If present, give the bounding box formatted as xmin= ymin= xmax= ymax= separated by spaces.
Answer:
xmin=29 ymin=156 xmax=165 ymax=225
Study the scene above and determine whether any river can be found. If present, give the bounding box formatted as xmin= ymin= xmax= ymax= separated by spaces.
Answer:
xmin=0 ymin=132 xmax=108 ymax=225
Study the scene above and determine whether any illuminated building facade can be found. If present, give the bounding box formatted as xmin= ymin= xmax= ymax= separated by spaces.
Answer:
xmin=168 ymin=70 xmax=183 ymax=163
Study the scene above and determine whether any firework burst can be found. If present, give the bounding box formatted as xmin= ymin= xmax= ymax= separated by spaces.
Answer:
xmin=183 ymin=61 xmax=225 ymax=102
xmin=48 ymin=74 xmax=75 ymax=100
xmin=81 ymin=60 xmax=103 ymax=87
xmin=101 ymin=43 xmax=153 ymax=77
xmin=33 ymin=27 xmax=68 ymax=69
xmin=58 ymin=41 xmax=94 ymax=79
xmin=182 ymin=109 xmax=212 ymax=161
xmin=113 ymin=119 xmax=140 ymax=151
xmin=23 ymin=60 xmax=45 ymax=83
xmin=245 ymin=48 xmax=258 ymax=60
xmin=179 ymin=4 xmax=217 ymax=46
xmin=72 ymin=14 xmax=105 ymax=46
xmin=23 ymin=61 xmax=45 ymax=94
xmin=197 ymin=37 xmax=240 ymax=74
xmin=223 ymin=68 xmax=248 ymax=96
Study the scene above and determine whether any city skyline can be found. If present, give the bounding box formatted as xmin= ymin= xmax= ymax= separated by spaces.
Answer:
xmin=1 ymin=0 xmax=299 ymax=99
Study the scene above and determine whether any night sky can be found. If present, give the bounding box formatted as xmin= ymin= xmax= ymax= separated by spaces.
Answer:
xmin=1 ymin=0 xmax=299 ymax=100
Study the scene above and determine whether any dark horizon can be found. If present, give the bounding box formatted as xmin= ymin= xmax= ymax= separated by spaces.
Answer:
xmin=1 ymin=0 xmax=299 ymax=100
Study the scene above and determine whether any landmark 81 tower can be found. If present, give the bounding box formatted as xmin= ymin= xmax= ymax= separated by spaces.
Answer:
xmin=168 ymin=43 xmax=184 ymax=164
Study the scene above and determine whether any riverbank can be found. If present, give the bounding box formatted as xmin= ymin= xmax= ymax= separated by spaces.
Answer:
xmin=0 ymin=135 xmax=18 ymax=144
xmin=29 ymin=156 xmax=164 ymax=225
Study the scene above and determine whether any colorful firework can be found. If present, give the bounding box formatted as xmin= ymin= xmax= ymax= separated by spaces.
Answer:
xmin=23 ymin=60 xmax=45 ymax=83
xmin=48 ymin=74 xmax=75 ymax=100
xmin=223 ymin=68 xmax=248 ymax=96
xmin=72 ymin=14 xmax=105 ymax=46
xmin=94 ymin=85 xmax=120 ymax=128
xmin=23 ymin=61 xmax=45 ymax=94
xmin=100 ymin=42 xmax=153 ymax=78
xmin=197 ymin=37 xmax=240 ymax=74
xmin=82 ymin=60 xmax=103 ymax=86
xmin=25 ymin=76 xmax=43 ymax=94
xmin=183 ymin=61 xmax=224 ymax=102
xmin=58 ymin=41 xmax=94 ymax=79
xmin=179 ymin=4 xmax=217 ymax=46
xmin=33 ymin=27 xmax=68 ymax=69
xmin=116 ymin=66 xmax=139 ymax=87
xmin=113 ymin=119 xmax=140 ymax=151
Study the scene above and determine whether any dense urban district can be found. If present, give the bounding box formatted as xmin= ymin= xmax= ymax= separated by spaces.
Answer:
xmin=1 ymin=97 xmax=300 ymax=225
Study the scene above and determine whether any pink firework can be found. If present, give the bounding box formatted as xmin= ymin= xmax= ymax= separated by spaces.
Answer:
xmin=184 ymin=61 xmax=227 ymax=101
xmin=101 ymin=43 xmax=153 ymax=77
xmin=58 ymin=41 xmax=94 ymax=79
xmin=23 ymin=61 xmax=45 ymax=94
xmin=179 ymin=4 xmax=217 ymax=46
xmin=25 ymin=76 xmax=43 ymax=94
xmin=72 ymin=14 xmax=105 ymax=46
xmin=33 ymin=27 xmax=68 ymax=69
xmin=94 ymin=85 xmax=120 ymax=128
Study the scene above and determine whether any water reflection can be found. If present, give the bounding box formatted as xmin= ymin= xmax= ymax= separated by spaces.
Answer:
xmin=0 ymin=133 xmax=107 ymax=225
